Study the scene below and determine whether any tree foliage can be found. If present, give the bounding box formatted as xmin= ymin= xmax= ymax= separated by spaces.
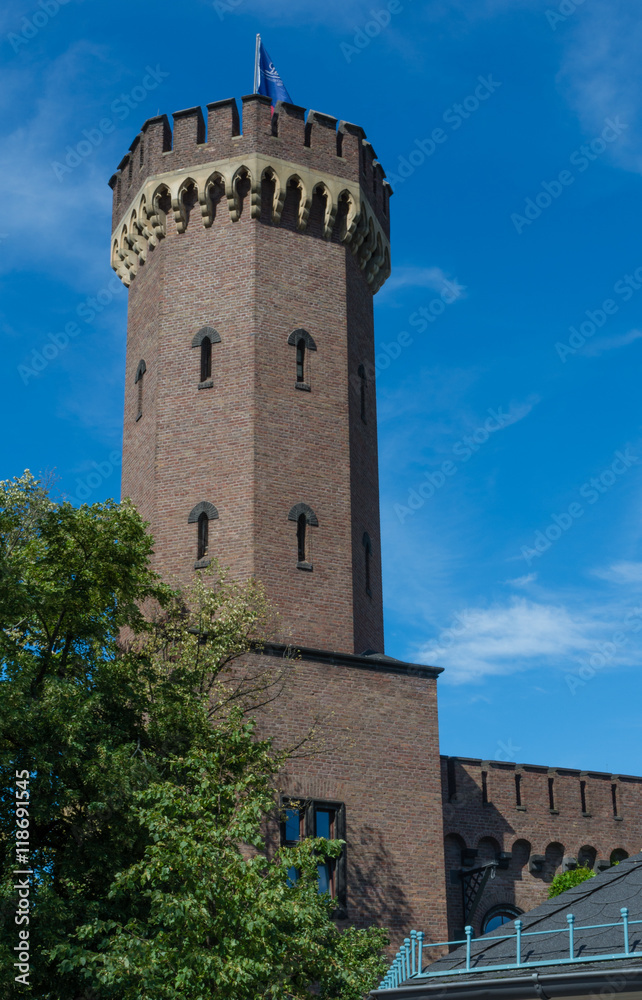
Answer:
xmin=547 ymin=866 xmax=596 ymax=898
xmin=0 ymin=473 xmax=387 ymax=999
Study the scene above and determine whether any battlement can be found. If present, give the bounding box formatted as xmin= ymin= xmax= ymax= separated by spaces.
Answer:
xmin=108 ymin=95 xmax=391 ymax=236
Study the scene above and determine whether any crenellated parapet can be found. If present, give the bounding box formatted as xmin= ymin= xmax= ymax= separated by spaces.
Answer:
xmin=108 ymin=95 xmax=392 ymax=293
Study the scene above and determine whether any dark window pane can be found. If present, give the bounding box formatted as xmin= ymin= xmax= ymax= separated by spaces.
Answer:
xmin=285 ymin=808 xmax=301 ymax=842
xmin=315 ymin=809 xmax=332 ymax=839
xmin=297 ymin=514 xmax=306 ymax=563
xmin=287 ymin=866 xmax=299 ymax=887
xmin=317 ymin=862 xmax=331 ymax=895
xmin=484 ymin=913 xmax=512 ymax=933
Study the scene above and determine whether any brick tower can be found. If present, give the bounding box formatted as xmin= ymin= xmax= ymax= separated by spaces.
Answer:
xmin=109 ymin=94 xmax=447 ymax=943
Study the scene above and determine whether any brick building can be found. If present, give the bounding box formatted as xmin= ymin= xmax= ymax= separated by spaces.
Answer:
xmin=108 ymin=93 xmax=641 ymax=948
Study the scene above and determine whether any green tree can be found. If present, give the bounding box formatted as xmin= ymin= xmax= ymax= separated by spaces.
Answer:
xmin=548 ymin=866 xmax=596 ymax=898
xmin=0 ymin=473 xmax=387 ymax=999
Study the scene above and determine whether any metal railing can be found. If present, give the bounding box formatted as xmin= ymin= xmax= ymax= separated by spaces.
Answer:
xmin=379 ymin=908 xmax=641 ymax=990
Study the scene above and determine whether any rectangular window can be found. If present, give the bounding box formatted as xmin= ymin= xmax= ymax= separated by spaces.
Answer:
xmin=515 ymin=773 xmax=522 ymax=807
xmin=548 ymin=776 xmax=556 ymax=811
xmin=280 ymin=798 xmax=346 ymax=911
xmin=611 ymin=782 xmax=619 ymax=818
xmin=580 ymin=779 xmax=588 ymax=814
xmin=481 ymin=770 xmax=488 ymax=805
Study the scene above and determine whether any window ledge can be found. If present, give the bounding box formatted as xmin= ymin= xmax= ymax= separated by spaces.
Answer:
xmin=297 ymin=561 xmax=313 ymax=571
xmin=135 ymin=412 xmax=142 ymax=422
xmin=550 ymin=809 xmax=560 ymax=815
xmin=198 ymin=379 xmax=213 ymax=390
xmin=614 ymin=815 xmax=624 ymax=821
xmin=516 ymin=805 xmax=527 ymax=812
xmin=194 ymin=557 xmax=212 ymax=570
xmin=295 ymin=382 xmax=311 ymax=392
xmin=582 ymin=811 xmax=592 ymax=818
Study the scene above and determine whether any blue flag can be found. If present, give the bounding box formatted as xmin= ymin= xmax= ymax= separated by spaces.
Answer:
xmin=256 ymin=39 xmax=293 ymax=107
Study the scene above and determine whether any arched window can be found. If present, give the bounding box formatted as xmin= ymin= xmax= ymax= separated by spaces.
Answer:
xmin=288 ymin=502 xmax=318 ymax=570
xmin=358 ymin=364 xmax=367 ymax=423
xmin=191 ymin=326 xmax=221 ymax=387
xmin=287 ymin=329 xmax=317 ymax=390
xmin=135 ymin=360 xmax=146 ymax=421
xmin=481 ymin=905 xmax=523 ymax=935
xmin=296 ymin=338 xmax=305 ymax=383
xmin=200 ymin=336 xmax=212 ymax=383
xmin=362 ymin=532 xmax=372 ymax=596
xmin=197 ymin=512 xmax=208 ymax=560
xmin=297 ymin=512 xmax=307 ymax=563
xmin=188 ymin=501 xmax=219 ymax=568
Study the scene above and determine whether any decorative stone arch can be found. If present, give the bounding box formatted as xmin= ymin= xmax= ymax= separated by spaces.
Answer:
xmin=261 ymin=165 xmax=283 ymax=223
xmin=287 ymin=328 xmax=317 ymax=351
xmin=312 ymin=181 xmax=337 ymax=239
xmin=284 ymin=172 xmax=311 ymax=231
xmin=200 ymin=170 xmax=225 ymax=227
xmin=287 ymin=502 xmax=318 ymax=526
xmin=188 ymin=501 xmax=219 ymax=523
xmin=192 ymin=326 xmax=222 ymax=348
xmin=226 ymin=164 xmax=255 ymax=222
xmin=337 ymin=188 xmax=359 ymax=243
xmin=149 ymin=183 xmax=171 ymax=238
xmin=172 ymin=176 xmax=198 ymax=234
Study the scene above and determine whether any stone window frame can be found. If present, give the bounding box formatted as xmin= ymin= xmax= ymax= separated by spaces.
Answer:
xmin=191 ymin=326 xmax=222 ymax=389
xmin=279 ymin=796 xmax=347 ymax=914
xmin=188 ymin=501 xmax=219 ymax=569
xmin=288 ymin=502 xmax=318 ymax=571
xmin=287 ymin=328 xmax=317 ymax=392
xmin=134 ymin=359 xmax=146 ymax=421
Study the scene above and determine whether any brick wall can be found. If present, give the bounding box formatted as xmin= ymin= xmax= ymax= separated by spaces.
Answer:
xmin=441 ymin=756 xmax=642 ymax=938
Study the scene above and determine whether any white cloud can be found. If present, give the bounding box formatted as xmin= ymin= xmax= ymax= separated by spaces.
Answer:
xmin=594 ymin=562 xmax=642 ymax=584
xmin=416 ymin=597 xmax=619 ymax=683
xmin=506 ymin=573 xmax=537 ymax=587
xmin=583 ymin=329 xmax=642 ymax=356
xmin=559 ymin=1 xmax=642 ymax=173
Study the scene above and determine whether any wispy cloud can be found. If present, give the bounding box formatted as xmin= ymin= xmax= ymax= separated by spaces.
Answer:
xmin=593 ymin=561 xmax=642 ymax=584
xmin=506 ymin=573 xmax=537 ymax=587
xmin=416 ymin=597 xmax=627 ymax=683
xmin=378 ymin=265 xmax=467 ymax=303
xmin=583 ymin=328 xmax=642 ymax=356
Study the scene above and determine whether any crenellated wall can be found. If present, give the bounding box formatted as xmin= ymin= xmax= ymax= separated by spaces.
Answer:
xmin=441 ymin=756 xmax=642 ymax=938
xmin=108 ymin=95 xmax=391 ymax=294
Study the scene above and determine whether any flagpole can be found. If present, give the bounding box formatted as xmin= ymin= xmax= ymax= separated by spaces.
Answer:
xmin=254 ymin=33 xmax=260 ymax=93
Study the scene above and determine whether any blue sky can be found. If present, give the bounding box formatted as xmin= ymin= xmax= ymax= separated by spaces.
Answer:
xmin=3 ymin=0 xmax=642 ymax=774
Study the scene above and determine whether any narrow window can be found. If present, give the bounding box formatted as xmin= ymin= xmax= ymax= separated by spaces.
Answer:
xmin=548 ymin=777 xmax=556 ymax=811
xmin=611 ymin=783 xmax=619 ymax=818
xmin=282 ymin=804 xmax=303 ymax=886
xmin=515 ymin=773 xmax=522 ymax=807
xmin=135 ymin=360 xmax=146 ymax=421
xmin=297 ymin=513 xmax=306 ymax=563
xmin=580 ymin=780 xmax=587 ymax=814
xmin=482 ymin=770 xmax=488 ymax=805
xmin=358 ymin=364 xmax=367 ymax=423
xmin=362 ymin=532 xmax=372 ymax=597
xmin=197 ymin=512 xmax=209 ymax=561
xmin=315 ymin=807 xmax=336 ymax=897
xmin=446 ymin=758 xmax=457 ymax=802
xmin=200 ymin=336 xmax=212 ymax=382
xmin=296 ymin=338 xmax=305 ymax=383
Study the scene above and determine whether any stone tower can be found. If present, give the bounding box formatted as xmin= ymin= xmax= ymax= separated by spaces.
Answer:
xmin=109 ymin=94 xmax=447 ymax=944
xmin=110 ymin=94 xmax=391 ymax=655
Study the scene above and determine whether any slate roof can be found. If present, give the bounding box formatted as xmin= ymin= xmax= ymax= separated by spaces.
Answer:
xmin=370 ymin=852 xmax=642 ymax=998
xmin=428 ymin=851 xmax=642 ymax=977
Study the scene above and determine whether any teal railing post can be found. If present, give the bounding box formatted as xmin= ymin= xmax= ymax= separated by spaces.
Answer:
xmin=403 ymin=939 xmax=411 ymax=981
xmin=567 ymin=913 xmax=575 ymax=959
xmin=621 ymin=907 xmax=630 ymax=955
xmin=411 ymin=930 xmax=417 ymax=976
xmin=465 ymin=925 xmax=473 ymax=971
xmin=418 ymin=931 xmax=424 ymax=976
xmin=515 ymin=919 xmax=522 ymax=966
